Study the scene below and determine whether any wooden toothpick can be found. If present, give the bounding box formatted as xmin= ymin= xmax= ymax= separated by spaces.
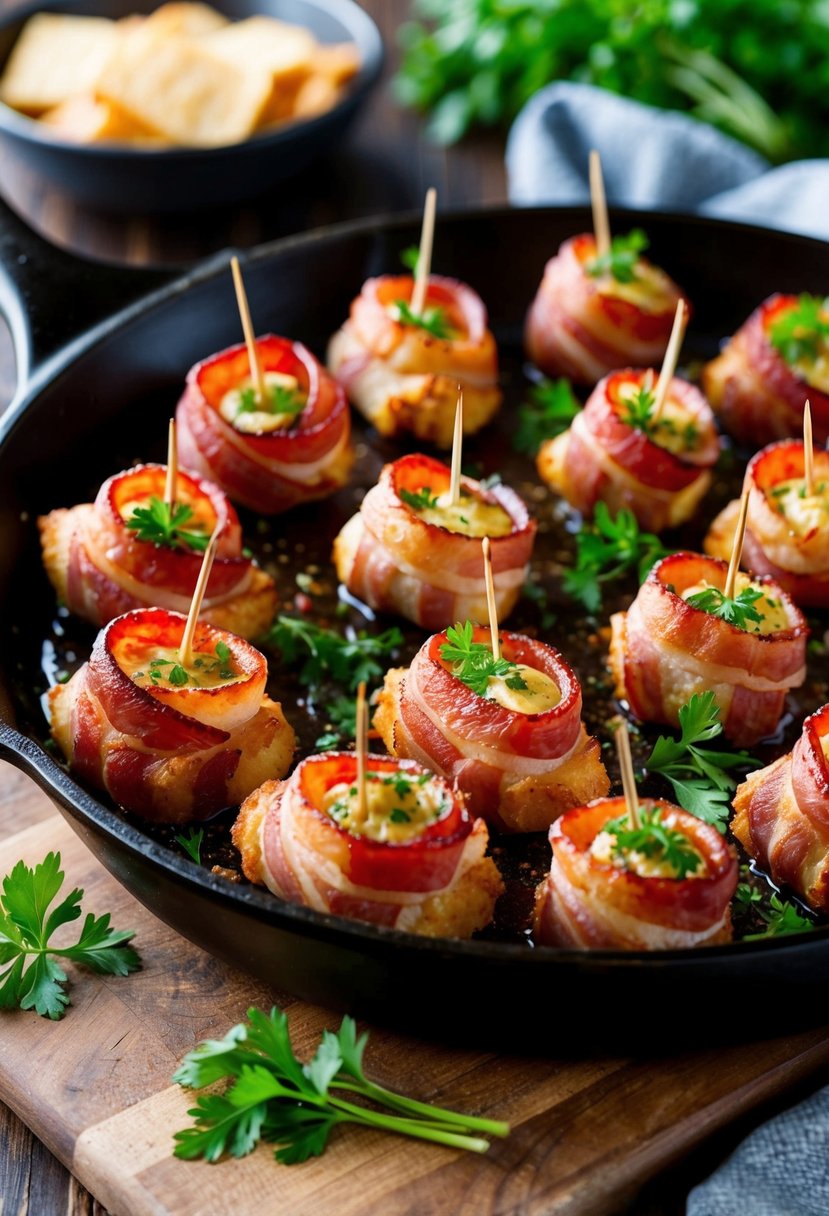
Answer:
xmin=804 ymin=399 xmax=815 ymax=497
xmin=449 ymin=387 xmax=464 ymax=507
xmin=589 ymin=149 xmax=611 ymax=259
xmin=651 ymin=300 xmax=689 ymax=423
xmin=230 ymin=255 xmax=268 ymax=407
xmin=356 ymin=680 xmax=368 ymax=820
xmin=164 ymin=418 xmax=178 ymax=511
xmin=615 ymin=720 xmax=640 ymax=830
xmin=178 ymin=527 xmax=220 ymax=669
xmin=724 ymin=484 xmax=751 ymax=601
xmin=482 ymin=536 xmax=501 ymax=663
xmin=410 ymin=186 xmax=437 ymax=316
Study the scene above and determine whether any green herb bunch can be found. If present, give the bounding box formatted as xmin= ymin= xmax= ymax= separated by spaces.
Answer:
xmin=440 ymin=620 xmax=528 ymax=697
xmin=585 ymin=230 xmax=648 ymax=283
xmin=768 ymin=295 xmax=829 ymax=366
xmin=684 ymin=585 xmax=766 ymax=632
xmin=562 ymin=503 xmax=670 ymax=613
xmin=513 ymin=377 xmax=581 ymax=456
xmin=601 ymin=804 xmax=703 ymax=880
xmin=126 ymin=496 xmax=209 ymax=552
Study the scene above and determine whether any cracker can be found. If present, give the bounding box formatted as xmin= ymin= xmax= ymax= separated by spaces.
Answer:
xmin=0 ymin=13 xmax=118 ymax=114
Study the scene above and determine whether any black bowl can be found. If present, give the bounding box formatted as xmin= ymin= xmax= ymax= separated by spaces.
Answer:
xmin=0 ymin=0 xmax=383 ymax=213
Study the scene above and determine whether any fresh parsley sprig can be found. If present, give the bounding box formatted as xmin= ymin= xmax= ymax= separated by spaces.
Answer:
xmin=768 ymin=294 xmax=829 ymax=366
xmin=645 ymin=692 xmax=756 ymax=831
xmin=735 ymin=883 xmax=815 ymax=940
xmin=261 ymin=617 xmax=403 ymax=694
xmin=0 ymin=852 xmax=140 ymax=1019
xmin=439 ymin=620 xmax=527 ymax=698
xmin=619 ymin=384 xmax=657 ymax=431
xmin=602 ymin=805 xmax=703 ymax=880
xmin=399 ymin=485 xmax=441 ymax=511
xmin=172 ymin=1005 xmax=509 ymax=1164
xmin=685 ymin=585 xmax=765 ymax=632
xmin=393 ymin=299 xmax=454 ymax=339
xmin=514 ymin=377 xmax=581 ymax=456
xmin=126 ymin=496 xmax=209 ymax=552
xmin=562 ymin=503 xmax=670 ymax=613
xmin=237 ymin=383 xmax=305 ymax=419
xmin=585 ymin=229 xmax=649 ymax=284
xmin=175 ymin=828 xmax=205 ymax=866
xmin=315 ymin=695 xmax=358 ymax=750
xmin=400 ymin=245 xmax=421 ymax=274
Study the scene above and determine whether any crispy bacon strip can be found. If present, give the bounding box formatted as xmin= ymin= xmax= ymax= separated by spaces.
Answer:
xmin=733 ymin=704 xmax=829 ymax=913
xmin=49 ymin=608 xmax=295 ymax=824
xmin=706 ymin=440 xmax=829 ymax=608
xmin=333 ymin=453 xmax=536 ymax=631
xmin=176 ymin=335 xmax=352 ymax=514
xmin=524 ymin=235 xmax=688 ymax=386
xmin=326 ymin=274 xmax=501 ymax=447
xmin=38 ymin=463 xmax=276 ymax=638
xmin=533 ymin=797 xmax=737 ymax=949
xmin=232 ymin=752 xmax=503 ymax=937
xmin=609 ymin=553 xmax=808 ymax=746
xmin=375 ymin=627 xmax=609 ymax=833
xmin=538 ymin=370 xmax=719 ymax=531
xmin=703 ymin=295 xmax=829 ymax=447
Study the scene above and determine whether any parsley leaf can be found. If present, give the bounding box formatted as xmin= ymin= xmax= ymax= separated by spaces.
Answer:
xmin=236 ymin=382 xmax=305 ymax=419
xmin=174 ymin=827 xmax=204 ymax=865
xmin=125 ymin=496 xmax=209 ymax=552
xmin=585 ymin=229 xmax=649 ymax=284
xmin=602 ymin=804 xmax=703 ymax=879
xmin=619 ymin=383 xmax=657 ymax=432
xmin=685 ymin=585 xmax=765 ymax=632
xmin=393 ymin=299 xmax=454 ymax=339
xmin=400 ymin=245 xmax=421 ymax=274
xmin=315 ymin=696 xmax=358 ymax=751
xmin=768 ymin=294 xmax=829 ymax=366
xmin=172 ymin=1005 xmax=509 ymax=1164
xmin=0 ymin=852 xmax=140 ymax=1019
xmin=735 ymin=884 xmax=816 ymax=940
xmin=261 ymin=617 xmax=403 ymax=694
xmin=562 ymin=502 xmax=670 ymax=613
xmin=513 ymin=377 xmax=581 ymax=456
xmin=399 ymin=485 xmax=441 ymax=511
xmin=439 ymin=620 xmax=528 ymax=698
xmin=645 ymin=692 xmax=756 ymax=830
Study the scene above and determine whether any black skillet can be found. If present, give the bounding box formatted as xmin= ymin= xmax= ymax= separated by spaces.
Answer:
xmin=1 ymin=196 xmax=829 ymax=1051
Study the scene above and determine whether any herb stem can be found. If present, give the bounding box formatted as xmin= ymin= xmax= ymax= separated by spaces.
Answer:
xmin=326 ymin=1096 xmax=491 ymax=1152
xmin=331 ymin=1080 xmax=510 ymax=1137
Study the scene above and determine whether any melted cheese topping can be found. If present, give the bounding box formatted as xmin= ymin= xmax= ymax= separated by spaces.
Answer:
xmin=618 ymin=381 xmax=700 ymax=458
xmin=766 ymin=477 xmax=829 ymax=536
xmin=589 ymin=829 xmax=705 ymax=879
xmin=596 ymin=260 xmax=676 ymax=314
xmin=412 ymin=488 xmax=513 ymax=538
xmin=821 ymin=735 xmax=829 ymax=762
xmin=219 ymin=371 xmax=305 ymax=434
xmin=681 ymin=573 xmax=790 ymax=634
xmin=792 ymin=350 xmax=829 ymax=394
xmin=322 ymin=771 xmax=450 ymax=843
xmin=483 ymin=664 xmax=560 ymax=713
xmin=123 ymin=642 xmax=239 ymax=690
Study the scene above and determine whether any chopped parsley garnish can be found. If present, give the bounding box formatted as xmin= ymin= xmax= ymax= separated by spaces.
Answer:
xmin=172 ymin=1005 xmax=509 ymax=1164
xmin=645 ymin=691 xmax=756 ymax=830
xmin=0 ymin=852 xmax=139 ymax=1019
xmin=236 ymin=382 xmax=305 ymax=419
xmin=513 ymin=376 xmax=581 ymax=456
xmin=390 ymin=808 xmax=411 ymax=824
xmin=135 ymin=640 xmax=235 ymax=689
xmin=261 ymin=617 xmax=403 ymax=694
xmin=735 ymin=883 xmax=815 ymax=939
xmin=439 ymin=620 xmax=528 ymax=699
xmin=684 ymin=584 xmax=765 ymax=632
xmin=601 ymin=804 xmax=703 ymax=879
xmin=768 ymin=294 xmax=829 ymax=366
xmin=174 ymin=827 xmax=204 ymax=866
xmin=399 ymin=485 xmax=441 ymax=511
xmin=562 ymin=502 xmax=670 ymax=613
xmin=315 ymin=696 xmax=358 ymax=751
xmin=617 ymin=383 xmax=699 ymax=448
xmin=393 ymin=298 xmax=454 ymax=339
xmin=125 ymin=496 xmax=209 ymax=553
xmin=585 ymin=228 xmax=649 ymax=284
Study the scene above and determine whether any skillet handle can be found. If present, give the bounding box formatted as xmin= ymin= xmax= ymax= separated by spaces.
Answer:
xmin=0 ymin=194 xmax=179 ymax=399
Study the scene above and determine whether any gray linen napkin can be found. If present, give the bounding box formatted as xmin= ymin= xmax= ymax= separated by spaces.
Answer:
xmin=506 ymin=81 xmax=829 ymax=240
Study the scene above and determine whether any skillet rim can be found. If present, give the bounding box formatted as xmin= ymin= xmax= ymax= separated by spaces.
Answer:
xmin=2 ymin=200 xmax=829 ymax=970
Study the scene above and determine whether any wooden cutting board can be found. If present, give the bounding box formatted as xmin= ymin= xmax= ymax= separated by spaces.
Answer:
xmin=2 ymin=763 xmax=829 ymax=1216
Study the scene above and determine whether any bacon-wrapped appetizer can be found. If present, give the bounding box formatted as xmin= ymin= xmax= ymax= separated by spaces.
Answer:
xmin=49 ymin=607 xmax=295 ymax=824
xmin=732 ymin=704 xmax=829 ymax=914
xmin=524 ymin=231 xmax=689 ymax=386
xmin=38 ymin=462 xmax=276 ymax=638
xmin=609 ymin=553 xmax=808 ymax=747
xmin=176 ymin=334 xmax=352 ymax=513
xmin=375 ymin=622 xmax=608 ymax=833
xmin=703 ymin=295 xmax=829 ymax=447
xmin=232 ymin=751 xmax=503 ymax=936
xmin=533 ymin=796 xmax=738 ymax=949
xmin=326 ymin=274 xmax=501 ymax=447
xmin=705 ymin=440 xmax=829 ymax=608
xmin=537 ymin=368 xmax=719 ymax=532
xmin=333 ymin=454 xmax=535 ymax=631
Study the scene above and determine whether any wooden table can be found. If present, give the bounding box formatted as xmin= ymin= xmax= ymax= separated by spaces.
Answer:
xmin=1 ymin=3 xmax=828 ymax=1212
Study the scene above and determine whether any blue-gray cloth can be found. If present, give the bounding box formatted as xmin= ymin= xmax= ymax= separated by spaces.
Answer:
xmin=507 ymin=79 xmax=829 ymax=1215
xmin=505 ymin=81 xmax=829 ymax=241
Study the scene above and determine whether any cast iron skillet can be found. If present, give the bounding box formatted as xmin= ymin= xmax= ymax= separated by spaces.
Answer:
xmin=1 ymin=196 xmax=829 ymax=1051
xmin=0 ymin=0 xmax=383 ymax=212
